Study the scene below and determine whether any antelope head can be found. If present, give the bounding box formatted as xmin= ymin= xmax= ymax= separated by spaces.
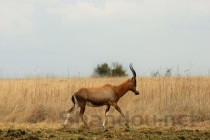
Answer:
xmin=128 ymin=64 xmax=139 ymax=95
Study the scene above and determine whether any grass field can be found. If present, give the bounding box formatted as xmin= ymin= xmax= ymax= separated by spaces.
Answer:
xmin=0 ymin=77 xmax=210 ymax=139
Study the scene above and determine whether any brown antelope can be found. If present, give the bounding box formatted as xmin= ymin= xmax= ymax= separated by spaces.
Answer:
xmin=64 ymin=64 xmax=140 ymax=128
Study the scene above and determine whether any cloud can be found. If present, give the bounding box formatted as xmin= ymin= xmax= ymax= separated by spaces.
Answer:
xmin=0 ymin=1 xmax=35 ymax=36
xmin=48 ymin=0 xmax=210 ymax=22
xmin=1 ymin=0 xmax=209 ymax=36
xmin=48 ymin=0 xmax=144 ymax=22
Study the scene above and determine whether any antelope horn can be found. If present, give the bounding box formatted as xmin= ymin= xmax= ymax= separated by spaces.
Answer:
xmin=129 ymin=63 xmax=136 ymax=79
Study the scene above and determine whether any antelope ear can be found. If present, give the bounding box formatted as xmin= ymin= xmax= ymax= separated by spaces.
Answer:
xmin=131 ymin=77 xmax=134 ymax=81
xmin=131 ymin=77 xmax=136 ymax=84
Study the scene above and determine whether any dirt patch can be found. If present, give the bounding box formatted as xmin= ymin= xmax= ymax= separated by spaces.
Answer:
xmin=0 ymin=127 xmax=210 ymax=140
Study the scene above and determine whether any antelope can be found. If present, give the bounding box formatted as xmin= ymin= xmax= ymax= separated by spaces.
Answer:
xmin=64 ymin=64 xmax=140 ymax=128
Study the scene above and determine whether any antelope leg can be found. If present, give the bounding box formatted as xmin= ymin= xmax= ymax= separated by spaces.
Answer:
xmin=64 ymin=105 xmax=76 ymax=125
xmin=79 ymin=106 xmax=88 ymax=127
xmin=114 ymin=105 xmax=130 ymax=128
xmin=103 ymin=105 xmax=110 ymax=128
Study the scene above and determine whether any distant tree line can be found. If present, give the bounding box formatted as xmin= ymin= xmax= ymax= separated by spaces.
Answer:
xmin=93 ymin=63 xmax=196 ymax=77
xmin=150 ymin=68 xmax=192 ymax=77
xmin=150 ymin=68 xmax=173 ymax=77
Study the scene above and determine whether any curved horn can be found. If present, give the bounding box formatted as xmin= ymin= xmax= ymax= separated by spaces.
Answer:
xmin=129 ymin=63 xmax=136 ymax=79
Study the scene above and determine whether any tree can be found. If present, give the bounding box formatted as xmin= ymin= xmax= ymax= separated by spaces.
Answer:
xmin=111 ymin=63 xmax=127 ymax=77
xmin=151 ymin=70 xmax=160 ymax=77
xmin=94 ymin=63 xmax=111 ymax=77
xmin=165 ymin=68 xmax=172 ymax=77
xmin=93 ymin=62 xmax=127 ymax=77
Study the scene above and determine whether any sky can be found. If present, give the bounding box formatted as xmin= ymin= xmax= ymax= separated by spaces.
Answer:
xmin=0 ymin=0 xmax=210 ymax=78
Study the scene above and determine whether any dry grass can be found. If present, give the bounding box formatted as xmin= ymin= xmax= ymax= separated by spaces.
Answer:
xmin=0 ymin=77 xmax=210 ymax=128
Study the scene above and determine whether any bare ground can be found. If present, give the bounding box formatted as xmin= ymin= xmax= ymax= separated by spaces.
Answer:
xmin=0 ymin=124 xmax=210 ymax=140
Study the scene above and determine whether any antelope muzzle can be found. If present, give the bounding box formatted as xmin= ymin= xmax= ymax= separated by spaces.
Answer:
xmin=134 ymin=90 xmax=140 ymax=95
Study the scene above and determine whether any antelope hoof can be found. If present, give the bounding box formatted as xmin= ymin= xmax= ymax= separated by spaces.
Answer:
xmin=62 ymin=124 xmax=67 ymax=129
xmin=83 ymin=125 xmax=90 ymax=129
xmin=125 ymin=123 xmax=130 ymax=128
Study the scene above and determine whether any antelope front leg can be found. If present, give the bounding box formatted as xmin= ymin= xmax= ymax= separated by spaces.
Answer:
xmin=114 ymin=105 xmax=130 ymax=128
xmin=103 ymin=105 xmax=110 ymax=128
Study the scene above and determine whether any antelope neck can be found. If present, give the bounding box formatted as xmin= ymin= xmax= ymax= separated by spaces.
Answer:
xmin=114 ymin=81 xmax=130 ymax=99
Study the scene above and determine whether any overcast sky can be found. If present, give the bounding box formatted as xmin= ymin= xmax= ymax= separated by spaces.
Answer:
xmin=0 ymin=0 xmax=210 ymax=77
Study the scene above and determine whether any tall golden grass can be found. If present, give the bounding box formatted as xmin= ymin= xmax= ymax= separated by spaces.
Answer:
xmin=0 ymin=77 xmax=210 ymax=127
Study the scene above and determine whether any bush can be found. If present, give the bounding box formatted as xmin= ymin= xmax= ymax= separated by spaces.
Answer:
xmin=111 ymin=63 xmax=127 ymax=77
xmin=94 ymin=63 xmax=111 ymax=77
xmin=94 ymin=62 xmax=127 ymax=77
